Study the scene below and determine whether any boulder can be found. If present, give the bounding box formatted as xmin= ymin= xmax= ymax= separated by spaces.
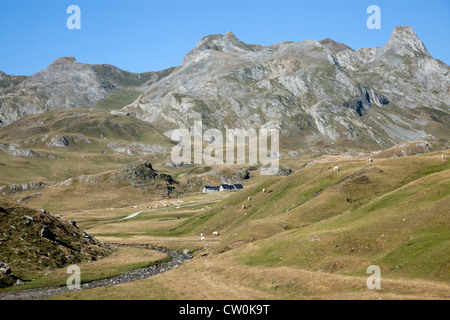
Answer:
xmin=14 ymin=279 xmax=24 ymax=286
xmin=40 ymin=225 xmax=56 ymax=240
xmin=47 ymin=136 xmax=69 ymax=147
xmin=0 ymin=262 xmax=11 ymax=275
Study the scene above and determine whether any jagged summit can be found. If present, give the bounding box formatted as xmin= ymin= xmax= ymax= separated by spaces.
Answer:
xmin=0 ymin=57 xmax=176 ymax=124
xmin=116 ymin=26 xmax=449 ymax=149
xmin=319 ymin=38 xmax=354 ymax=55
xmin=381 ymin=25 xmax=430 ymax=56
xmin=50 ymin=56 xmax=77 ymax=67
xmin=1 ymin=26 xmax=448 ymax=150
xmin=182 ymin=31 xmax=259 ymax=64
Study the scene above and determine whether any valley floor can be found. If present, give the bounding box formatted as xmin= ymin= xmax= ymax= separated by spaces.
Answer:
xmin=1 ymin=150 xmax=449 ymax=300
xmin=52 ymin=249 xmax=450 ymax=300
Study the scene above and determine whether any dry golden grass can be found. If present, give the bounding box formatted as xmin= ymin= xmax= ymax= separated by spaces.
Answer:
xmin=4 ymin=150 xmax=449 ymax=299
xmin=53 ymin=250 xmax=450 ymax=300
xmin=96 ymin=235 xmax=221 ymax=252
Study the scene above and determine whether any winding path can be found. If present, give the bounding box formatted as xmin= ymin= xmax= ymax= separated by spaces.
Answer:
xmin=100 ymin=200 xmax=221 ymax=223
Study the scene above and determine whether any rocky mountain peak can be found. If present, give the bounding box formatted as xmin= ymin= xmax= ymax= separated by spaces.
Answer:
xmin=1 ymin=27 xmax=448 ymax=151
xmin=224 ymin=31 xmax=238 ymax=40
xmin=319 ymin=38 xmax=354 ymax=55
xmin=49 ymin=56 xmax=77 ymax=67
xmin=382 ymin=26 xmax=429 ymax=56
xmin=182 ymin=31 xmax=256 ymax=64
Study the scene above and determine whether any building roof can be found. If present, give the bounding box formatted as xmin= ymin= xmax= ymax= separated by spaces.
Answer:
xmin=203 ymin=186 xmax=220 ymax=190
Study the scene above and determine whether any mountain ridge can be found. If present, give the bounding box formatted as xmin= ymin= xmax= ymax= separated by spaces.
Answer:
xmin=112 ymin=25 xmax=448 ymax=149
xmin=1 ymin=26 xmax=449 ymax=151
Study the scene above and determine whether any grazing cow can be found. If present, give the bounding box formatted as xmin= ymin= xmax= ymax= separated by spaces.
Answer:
xmin=200 ymin=233 xmax=205 ymax=241
xmin=241 ymin=205 xmax=246 ymax=210
xmin=334 ymin=166 xmax=339 ymax=171
xmin=248 ymin=196 xmax=251 ymax=201
xmin=369 ymin=158 xmax=373 ymax=163
xmin=442 ymin=154 xmax=446 ymax=160
xmin=263 ymin=188 xmax=266 ymax=193
xmin=213 ymin=231 xmax=219 ymax=236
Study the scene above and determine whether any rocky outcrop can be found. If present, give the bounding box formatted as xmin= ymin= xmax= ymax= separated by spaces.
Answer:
xmin=46 ymin=136 xmax=69 ymax=147
xmin=164 ymin=160 xmax=193 ymax=168
xmin=107 ymin=142 xmax=169 ymax=157
xmin=4 ymin=143 xmax=42 ymax=158
xmin=109 ymin=161 xmax=178 ymax=193
xmin=258 ymin=164 xmax=292 ymax=176
xmin=0 ymin=200 xmax=110 ymax=288
xmin=17 ymin=192 xmax=42 ymax=204
xmin=209 ymin=168 xmax=252 ymax=184
xmin=73 ymin=135 xmax=92 ymax=144
xmin=7 ymin=181 xmax=50 ymax=194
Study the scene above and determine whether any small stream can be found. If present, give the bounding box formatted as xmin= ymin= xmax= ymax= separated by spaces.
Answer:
xmin=0 ymin=243 xmax=192 ymax=300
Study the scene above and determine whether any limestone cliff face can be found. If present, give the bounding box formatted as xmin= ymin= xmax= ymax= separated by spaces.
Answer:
xmin=112 ymin=26 xmax=449 ymax=148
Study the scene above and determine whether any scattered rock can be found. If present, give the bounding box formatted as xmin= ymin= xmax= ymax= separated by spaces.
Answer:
xmin=8 ymin=181 xmax=50 ymax=194
xmin=17 ymin=192 xmax=42 ymax=204
xmin=258 ymin=164 xmax=292 ymax=176
xmin=14 ymin=279 xmax=24 ymax=286
xmin=0 ymin=262 xmax=11 ymax=275
xmin=288 ymin=151 xmax=299 ymax=158
xmin=73 ymin=135 xmax=92 ymax=144
xmin=47 ymin=136 xmax=69 ymax=147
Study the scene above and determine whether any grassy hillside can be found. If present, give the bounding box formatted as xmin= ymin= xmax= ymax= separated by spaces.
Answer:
xmin=0 ymin=107 xmax=170 ymax=144
xmin=94 ymin=89 xmax=141 ymax=113
xmin=0 ymin=199 xmax=110 ymax=287
xmin=1 ymin=145 xmax=448 ymax=299
xmin=118 ymin=150 xmax=449 ymax=283
xmin=0 ymin=108 xmax=173 ymax=185
xmin=46 ymin=150 xmax=449 ymax=300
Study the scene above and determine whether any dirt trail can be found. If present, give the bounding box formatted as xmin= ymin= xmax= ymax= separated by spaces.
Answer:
xmin=99 ymin=200 xmax=222 ymax=223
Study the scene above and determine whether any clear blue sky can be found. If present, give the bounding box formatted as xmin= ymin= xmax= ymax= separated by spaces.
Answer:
xmin=1 ymin=0 xmax=449 ymax=76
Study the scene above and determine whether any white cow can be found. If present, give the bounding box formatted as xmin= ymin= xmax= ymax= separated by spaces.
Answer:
xmin=369 ymin=158 xmax=373 ymax=163
xmin=200 ymin=233 xmax=205 ymax=241
xmin=213 ymin=231 xmax=219 ymax=236
xmin=442 ymin=154 xmax=446 ymax=160
xmin=262 ymin=188 xmax=266 ymax=193
xmin=248 ymin=196 xmax=251 ymax=201
xmin=334 ymin=166 xmax=339 ymax=171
